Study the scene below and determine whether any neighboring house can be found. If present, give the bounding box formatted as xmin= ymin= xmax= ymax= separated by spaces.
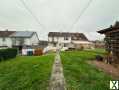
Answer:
xmin=98 ymin=21 xmax=119 ymax=64
xmin=0 ymin=30 xmax=39 ymax=50
xmin=48 ymin=32 xmax=92 ymax=50
xmin=92 ymin=40 xmax=105 ymax=48
xmin=0 ymin=31 xmax=15 ymax=48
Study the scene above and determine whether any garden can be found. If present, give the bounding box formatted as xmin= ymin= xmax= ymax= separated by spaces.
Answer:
xmin=61 ymin=49 xmax=114 ymax=90
xmin=0 ymin=54 xmax=54 ymax=90
xmin=0 ymin=48 xmax=116 ymax=90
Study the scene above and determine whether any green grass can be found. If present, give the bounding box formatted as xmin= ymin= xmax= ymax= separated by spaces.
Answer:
xmin=0 ymin=54 xmax=54 ymax=90
xmin=61 ymin=49 xmax=112 ymax=90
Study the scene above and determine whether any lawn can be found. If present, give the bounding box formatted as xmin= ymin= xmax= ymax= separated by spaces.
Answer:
xmin=0 ymin=54 xmax=54 ymax=90
xmin=61 ymin=49 xmax=113 ymax=90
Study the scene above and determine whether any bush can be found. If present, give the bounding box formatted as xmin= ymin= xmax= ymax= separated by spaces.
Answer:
xmin=34 ymin=48 xmax=43 ymax=56
xmin=80 ymin=46 xmax=84 ymax=50
xmin=0 ymin=48 xmax=17 ymax=61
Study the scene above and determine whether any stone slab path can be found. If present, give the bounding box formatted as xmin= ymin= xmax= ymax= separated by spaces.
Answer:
xmin=49 ymin=53 xmax=66 ymax=90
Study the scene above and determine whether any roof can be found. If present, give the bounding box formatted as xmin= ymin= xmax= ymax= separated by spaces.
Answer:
xmin=98 ymin=21 xmax=119 ymax=34
xmin=10 ymin=31 xmax=35 ymax=38
xmin=48 ymin=32 xmax=70 ymax=37
xmin=0 ymin=31 xmax=15 ymax=37
xmin=48 ymin=32 xmax=88 ymax=41
xmin=70 ymin=33 xmax=88 ymax=41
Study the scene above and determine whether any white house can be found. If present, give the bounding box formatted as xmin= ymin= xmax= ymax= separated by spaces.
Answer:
xmin=48 ymin=32 xmax=93 ymax=51
xmin=0 ymin=31 xmax=14 ymax=49
xmin=0 ymin=30 xmax=39 ymax=50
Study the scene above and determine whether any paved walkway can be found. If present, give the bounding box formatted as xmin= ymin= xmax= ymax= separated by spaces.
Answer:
xmin=49 ymin=52 xmax=66 ymax=90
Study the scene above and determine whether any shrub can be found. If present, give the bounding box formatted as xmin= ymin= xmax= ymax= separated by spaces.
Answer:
xmin=76 ymin=46 xmax=84 ymax=51
xmin=34 ymin=48 xmax=43 ymax=56
xmin=80 ymin=46 xmax=84 ymax=50
xmin=0 ymin=48 xmax=17 ymax=61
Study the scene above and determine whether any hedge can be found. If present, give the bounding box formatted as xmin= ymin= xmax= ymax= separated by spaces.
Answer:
xmin=0 ymin=48 xmax=17 ymax=61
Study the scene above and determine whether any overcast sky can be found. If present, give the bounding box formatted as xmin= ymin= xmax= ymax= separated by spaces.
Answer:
xmin=0 ymin=0 xmax=119 ymax=40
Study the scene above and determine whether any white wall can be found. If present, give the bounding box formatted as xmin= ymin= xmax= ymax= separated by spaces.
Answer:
xmin=0 ymin=33 xmax=39 ymax=48
xmin=24 ymin=38 xmax=31 ymax=45
xmin=48 ymin=36 xmax=93 ymax=49
xmin=30 ymin=33 xmax=39 ymax=45
xmin=11 ymin=38 xmax=28 ymax=46
xmin=0 ymin=37 xmax=12 ymax=47
xmin=48 ymin=36 xmax=71 ymax=43
xmin=11 ymin=33 xmax=39 ymax=46
xmin=48 ymin=37 xmax=52 ymax=42
xmin=48 ymin=36 xmax=71 ymax=48
xmin=72 ymin=41 xmax=91 ymax=44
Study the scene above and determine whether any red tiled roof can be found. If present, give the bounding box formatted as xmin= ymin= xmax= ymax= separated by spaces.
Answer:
xmin=48 ymin=32 xmax=88 ymax=41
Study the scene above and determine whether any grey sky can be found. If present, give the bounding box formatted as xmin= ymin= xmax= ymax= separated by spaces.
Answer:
xmin=0 ymin=0 xmax=119 ymax=40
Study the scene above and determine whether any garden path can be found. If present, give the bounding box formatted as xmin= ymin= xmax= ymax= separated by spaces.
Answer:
xmin=49 ymin=52 xmax=66 ymax=90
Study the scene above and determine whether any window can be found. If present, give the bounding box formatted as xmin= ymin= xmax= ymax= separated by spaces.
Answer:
xmin=53 ymin=43 xmax=56 ymax=47
xmin=64 ymin=37 xmax=68 ymax=40
xmin=64 ymin=43 xmax=68 ymax=47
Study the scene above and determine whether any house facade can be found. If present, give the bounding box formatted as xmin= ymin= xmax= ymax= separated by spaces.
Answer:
xmin=48 ymin=32 xmax=92 ymax=50
xmin=98 ymin=21 xmax=119 ymax=64
xmin=92 ymin=40 xmax=105 ymax=48
xmin=0 ymin=30 xmax=39 ymax=50
xmin=0 ymin=31 xmax=15 ymax=48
